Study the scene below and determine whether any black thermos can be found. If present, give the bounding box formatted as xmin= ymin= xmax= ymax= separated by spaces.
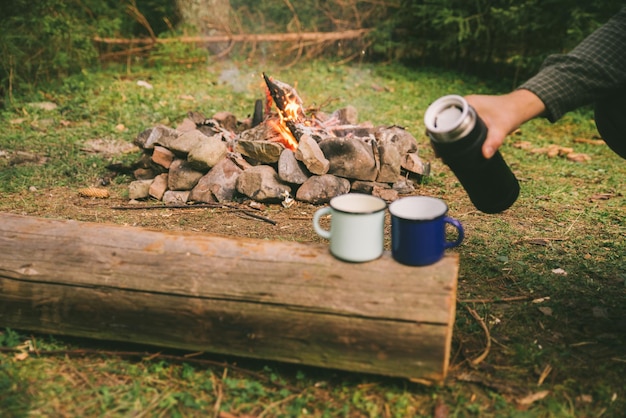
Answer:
xmin=424 ymin=95 xmax=520 ymax=214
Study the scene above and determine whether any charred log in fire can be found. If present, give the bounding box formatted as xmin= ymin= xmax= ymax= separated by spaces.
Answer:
xmin=263 ymin=73 xmax=307 ymax=150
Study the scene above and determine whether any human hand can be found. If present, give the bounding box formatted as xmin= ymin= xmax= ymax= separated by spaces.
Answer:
xmin=465 ymin=90 xmax=545 ymax=158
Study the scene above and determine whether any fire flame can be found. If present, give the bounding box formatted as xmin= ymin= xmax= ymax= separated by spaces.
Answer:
xmin=268 ymin=119 xmax=299 ymax=151
xmin=264 ymin=76 xmax=303 ymax=151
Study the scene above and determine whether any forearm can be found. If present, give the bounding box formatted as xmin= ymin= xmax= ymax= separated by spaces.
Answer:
xmin=465 ymin=90 xmax=545 ymax=158
xmin=520 ymin=7 xmax=626 ymax=121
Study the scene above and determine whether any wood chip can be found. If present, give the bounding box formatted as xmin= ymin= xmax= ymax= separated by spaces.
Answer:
xmin=517 ymin=390 xmax=550 ymax=405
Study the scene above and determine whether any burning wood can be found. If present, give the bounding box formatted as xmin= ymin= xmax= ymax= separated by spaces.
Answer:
xmin=263 ymin=73 xmax=306 ymax=150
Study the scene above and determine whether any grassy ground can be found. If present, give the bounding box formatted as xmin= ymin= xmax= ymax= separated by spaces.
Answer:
xmin=0 ymin=55 xmax=625 ymax=417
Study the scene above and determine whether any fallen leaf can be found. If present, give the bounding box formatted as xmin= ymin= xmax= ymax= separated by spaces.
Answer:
xmin=557 ymin=146 xmax=574 ymax=156
xmin=14 ymin=352 xmax=29 ymax=361
xmin=518 ymin=390 xmax=550 ymax=405
xmin=574 ymin=137 xmax=605 ymax=145
xmin=137 ymin=80 xmax=153 ymax=89
xmin=589 ymin=193 xmax=614 ymax=201
xmin=513 ymin=141 xmax=533 ymax=150
xmin=566 ymin=152 xmax=591 ymax=162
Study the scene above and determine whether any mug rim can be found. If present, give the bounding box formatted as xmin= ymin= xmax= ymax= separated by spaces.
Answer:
xmin=330 ymin=193 xmax=387 ymax=214
xmin=389 ymin=196 xmax=448 ymax=221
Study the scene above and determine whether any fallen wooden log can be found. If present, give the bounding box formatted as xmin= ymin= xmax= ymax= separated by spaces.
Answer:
xmin=93 ymin=29 xmax=371 ymax=45
xmin=0 ymin=212 xmax=458 ymax=383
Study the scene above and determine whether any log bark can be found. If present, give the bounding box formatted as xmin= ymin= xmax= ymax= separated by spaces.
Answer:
xmin=0 ymin=212 xmax=458 ymax=383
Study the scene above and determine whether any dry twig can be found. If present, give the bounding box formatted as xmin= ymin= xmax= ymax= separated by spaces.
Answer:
xmin=111 ymin=203 xmax=277 ymax=225
xmin=463 ymin=304 xmax=491 ymax=366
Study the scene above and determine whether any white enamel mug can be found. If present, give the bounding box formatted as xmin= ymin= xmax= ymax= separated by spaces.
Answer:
xmin=313 ymin=193 xmax=387 ymax=262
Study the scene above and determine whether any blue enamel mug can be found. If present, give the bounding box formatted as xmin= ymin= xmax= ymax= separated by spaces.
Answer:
xmin=389 ymin=196 xmax=464 ymax=266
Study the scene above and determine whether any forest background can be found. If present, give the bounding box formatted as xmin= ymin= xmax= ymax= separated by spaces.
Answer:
xmin=1 ymin=0 xmax=624 ymax=104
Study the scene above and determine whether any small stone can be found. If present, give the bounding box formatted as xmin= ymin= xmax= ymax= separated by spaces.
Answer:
xmin=163 ymin=190 xmax=190 ymax=205
xmin=375 ymin=125 xmax=418 ymax=155
xmin=350 ymin=180 xmax=390 ymax=195
xmin=295 ymin=174 xmax=350 ymax=204
xmin=212 ymin=111 xmax=238 ymax=132
xmin=190 ymin=157 xmax=243 ymax=203
xmin=187 ymin=135 xmax=228 ymax=171
xmin=168 ymin=159 xmax=204 ymax=191
xmin=375 ymin=140 xmax=402 ymax=183
xmin=401 ymin=153 xmax=428 ymax=175
xmin=235 ymin=139 xmax=284 ymax=164
xmin=318 ymin=136 xmax=378 ymax=181
xmin=176 ymin=118 xmax=198 ymax=133
xmin=162 ymin=129 xmax=211 ymax=156
xmin=372 ymin=186 xmax=398 ymax=202
xmin=236 ymin=165 xmax=292 ymax=202
xmin=392 ymin=178 xmax=416 ymax=194
xmin=331 ymin=105 xmax=358 ymax=125
xmin=151 ymin=146 xmax=175 ymax=169
xmin=278 ymin=149 xmax=310 ymax=184
xmin=295 ymin=134 xmax=329 ymax=175
xmin=149 ymin=173 xmax=168 ymax=200
xmin=128 ymin=179 xmax=153 ymax=200
xmin=134 ymin=125 xmax=178 ymax=150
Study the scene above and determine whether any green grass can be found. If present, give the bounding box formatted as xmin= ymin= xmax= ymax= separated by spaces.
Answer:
xmin=1 ymin=56 xmax=625 ymax=417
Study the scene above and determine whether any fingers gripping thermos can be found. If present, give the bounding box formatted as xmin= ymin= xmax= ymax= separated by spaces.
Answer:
xmin=424 ymin=95 xmax=520 ymax=214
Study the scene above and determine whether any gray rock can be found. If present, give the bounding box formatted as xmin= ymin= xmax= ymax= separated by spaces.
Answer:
xmin=236 ymin=165 xmax=291 ymax=202
xmin=331 ymin=105 xmax=358 ymax=125
xmin=401 ymin=152 xmax=428 ymax=175
xmin=128 ymin=179 xmax=153 ymax=200
xmin=350 ymin=180 xmax=390 ymax=195
xmin=190 ymin=157 xmax=243 ymax=203
xmin=212 ymin=111 xmax=238 ymax=132
xmin=278 ymin=149 xmax=310 ymax=184
xmin=295 ymin=174 xmax=350 ymax=204
xmin=235 ymin=139 xmax=284 ymax=164
xmin=372 ymin=186 xmax=398 ymax=202
xmin=375 ymin=140 xmax=402 ymax=183
xmin=149 ymin=173 xmax=168 ymax=200
xmin=375 ymin=125 xmax=418 ymax=155
xmin=392 ymin=177 xmax=417 ymax=194
xmin=160 ymin=129 xmax=210 ymax=156
xmin=168 ymin=159 xmax=204 ymax=191
xmin=295 ymin=134 xmax=329 ymax=175
xmin=187 ymin=135 xmax=228 ymax=171
xmin=163 ymin=190 xmax=190 ymax=205
xmin=318 ymin=137 xmax=378 ymax=181
xmin=134 ymin=125 xmax=178 ymax=150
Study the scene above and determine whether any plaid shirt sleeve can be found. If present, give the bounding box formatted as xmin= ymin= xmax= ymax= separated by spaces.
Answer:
xmin=518 ymin=7 xmax=626 ymax=122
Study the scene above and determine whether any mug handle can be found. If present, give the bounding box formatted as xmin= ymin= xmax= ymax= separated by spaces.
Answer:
xmin=443 ymin=216 xmax=464 ymax=249
xmin=313 ymin=207 xmax=332 ymax=239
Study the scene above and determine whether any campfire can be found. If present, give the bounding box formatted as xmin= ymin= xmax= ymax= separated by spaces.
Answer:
xmin=119 ymin=73 xmax=429 ymax=206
